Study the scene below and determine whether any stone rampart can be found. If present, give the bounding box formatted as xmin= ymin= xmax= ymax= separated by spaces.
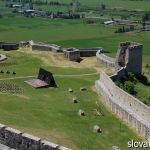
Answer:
xmin=31 ymin=43 xmax=61 ymax=53
xmin=0 ymin=124 xmax=71 ymax=150
xmin=63 ymin=48 xmax=80 ymax=61
xmin=95 ymin=71 xmax=150 ymax=142
xmin=0 ymin=42 xmax=19 ymax=51
xmin=79 ymin=48 xmax=100 ymax=57
xmin=115 ymin=42 xmax=143 ymax=74
xmin=96 ymin=50 xmax=115 ymax=67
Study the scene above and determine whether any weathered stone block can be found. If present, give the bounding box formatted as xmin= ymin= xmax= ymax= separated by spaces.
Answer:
xmin=72 ymin=97 xmax=78 ymax=103
xmin=78 ymin=109 xmax=85 ymax=116
xmin=21 ymin=133 xmax=41 ymax=150
xmin=0 ymin=123 xmax=6 ymax=143
xmin=59 ymin=146 xmax=72 ymax=150
xmin=80 ymin=87 xmax=87 ymax=91
xmin=41 ymin=140 xmax=59 ymax=150
xmin=112 ymin=146 xmax=120 ymax=150
xmin=68 ymin=88 xmax=73 ymax=93
xmin=4 ymin=127 xmax=22 ymax=149
xmin=93 ymin=125 xmax=101 ymax=133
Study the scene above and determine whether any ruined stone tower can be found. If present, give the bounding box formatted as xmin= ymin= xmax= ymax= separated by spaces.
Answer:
xmin=115 ymin=42 xmax=143 ymax=74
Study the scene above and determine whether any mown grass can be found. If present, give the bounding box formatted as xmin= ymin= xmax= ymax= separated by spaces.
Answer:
xmin=0 ymin=75 xmax=144 ymax=150
xmin=0 ymin=50 xmax=146 ymax=150
xmin=0 ymin=51 xmax=96 ymax=77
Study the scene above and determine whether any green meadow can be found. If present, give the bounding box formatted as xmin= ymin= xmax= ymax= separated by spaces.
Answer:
xmin=32 ymin=0 xmax=150 ymax=11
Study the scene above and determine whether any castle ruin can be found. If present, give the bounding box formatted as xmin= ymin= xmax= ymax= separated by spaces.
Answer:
xmin=95 ymin=41 xmax=150 ymax=143
xmin=115 ymin=42 xmax=143 ymax=74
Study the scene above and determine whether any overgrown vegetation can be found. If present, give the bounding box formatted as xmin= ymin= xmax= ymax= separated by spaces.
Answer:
xmin=115 ymin=72 xmax=150 ymax=106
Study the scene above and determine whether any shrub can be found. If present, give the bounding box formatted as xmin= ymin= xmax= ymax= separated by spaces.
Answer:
xmin=143 ymin=100 xmax=148 ymax=105
xmin=127 ymin=72 xmax=138 ymax=84
xmin=124 ymin=81 xmax=135 ymax=94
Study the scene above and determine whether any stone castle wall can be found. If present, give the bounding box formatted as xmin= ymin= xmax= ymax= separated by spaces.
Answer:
xmin=63 ymin=48 xmax=80 ymax=61
xmin=79 ymin=48 xmax=99 ymax=57
xmin=115 ymin=42 xmax=143 ymax=74
xmin=95 ymin=71 xmax=150 ymax=142
xmin=96 ymin=50 xmax=115 ymax=67
xmin=0 ymin=123 xmax=70 ymax=150
xmin=31 ymin=43 xmax=62 ymax=53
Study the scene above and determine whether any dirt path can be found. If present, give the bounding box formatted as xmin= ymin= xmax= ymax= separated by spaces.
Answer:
xmin=0 ymin=72 xmax=99 ymax=81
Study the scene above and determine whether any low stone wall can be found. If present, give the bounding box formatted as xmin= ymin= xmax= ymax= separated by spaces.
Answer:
xmin=32 ymin=43 xmax=61 ymax=53
xmin=63 ymin=48 xmax=80 ymax=61
xmin=0 ymin=124 xmax=70 ymax=150
xmin=95 ymin=71 xmax=150 ymax=142
xmin=0 ymin=42 xmax=19 ymax=51
xmin=79 ymin=48 xmax=100 ymax=57
xmin=96 ymin=50 xmax=115 ymax=67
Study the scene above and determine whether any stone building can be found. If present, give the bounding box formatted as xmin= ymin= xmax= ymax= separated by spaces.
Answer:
xmin=79 ymin=48 xmax=100 ymax=57
xmin=63 ymin=48 xmax=80 ymax=61
xmin=115 ymin=42 xmax=143 ymax=74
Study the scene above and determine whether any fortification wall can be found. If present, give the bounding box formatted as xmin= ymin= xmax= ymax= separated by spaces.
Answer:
xmin=79 ymin=48 xmax=100 ymax=57
xmin=0 ymin=123 xmax=70 ymax=150
xmin=0 ymin=42 xmax=19 ymax=51
xmin=63 ymin=48 xmax=80 ymax=61
xmin=32 ymin=43 xmax=61 ymax=53
xmin=115 ymin=42 xmax=143 ymax=74
xmin=96 ymin=50 xmax=115 ymax=67
xmin=95 ymin=72 xmax=150 ymax=142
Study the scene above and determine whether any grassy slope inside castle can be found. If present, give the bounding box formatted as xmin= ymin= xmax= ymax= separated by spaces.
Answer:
xmin=0 ymin=50 xmax=146 ymax=150
xmin=0 ymin=0 xmax=150 ymax=149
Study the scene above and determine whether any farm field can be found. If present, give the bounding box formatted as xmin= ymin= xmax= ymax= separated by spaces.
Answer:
xmin=32 ymin=0 xmax=150 ymax=11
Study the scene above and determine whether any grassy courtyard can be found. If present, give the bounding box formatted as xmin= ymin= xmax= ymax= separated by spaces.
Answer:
xmin=0 ymin=49 xmax=145 ymax=150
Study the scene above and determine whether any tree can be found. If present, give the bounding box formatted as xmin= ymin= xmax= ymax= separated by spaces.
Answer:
xmin=141 ymin=13 xmax=150 ymax=29
xmin=142 ymin=13 xmax=150 ymax=22
xmin=29 ymin=2 xmax=33 ymax=9
xmin=101 ymin=4 xmax=106 ymax=10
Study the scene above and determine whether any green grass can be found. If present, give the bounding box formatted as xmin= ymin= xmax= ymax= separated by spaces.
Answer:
xmin=0 ymin=51 xmax=96 ymax=77
xmin=34 ymin=5 xmax=68 ymax=12
xmin=31 ymin=0 xmax=150 ymax=11
xmin=0 ymin=17 xmax=150 ymax=63
xmin=0 ymin=50 xmax=146 ymax=150
xmin=0 ymin=76 xmax=144 ymax=150
xmin=135 ymin=82 xmax=150 ymax=106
